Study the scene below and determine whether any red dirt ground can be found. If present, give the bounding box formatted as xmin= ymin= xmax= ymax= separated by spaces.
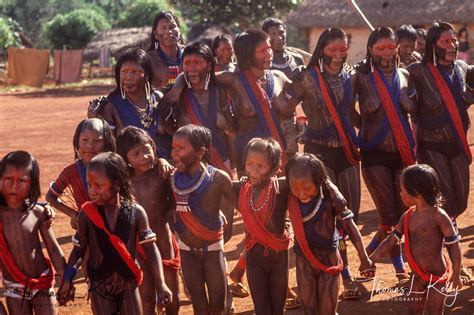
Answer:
xmin=0 ymin=85 xmax=473 ymax=314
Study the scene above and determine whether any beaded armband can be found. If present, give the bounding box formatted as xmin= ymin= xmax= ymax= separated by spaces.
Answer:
xmin=338 ymin=208 xmax=354 ymax=220
xmin=392 ymin=229 xmax=403 ymax=242
xmin=444 ymin=233 xmax=460 ymax=245
xmin=138 ymin=229 xmax=157 ymax=244
xmin=71 ymin=233 xmax=81 ymax=247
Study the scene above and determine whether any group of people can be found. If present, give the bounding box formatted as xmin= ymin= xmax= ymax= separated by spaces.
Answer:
xmin=1 ymin=9 xmax=473 ymax=315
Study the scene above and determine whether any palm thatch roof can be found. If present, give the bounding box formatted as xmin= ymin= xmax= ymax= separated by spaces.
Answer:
xmin=84 ymin=27 xmax=150 ymax=60
xmin=288 ymin=0 xmax=474 ymax=28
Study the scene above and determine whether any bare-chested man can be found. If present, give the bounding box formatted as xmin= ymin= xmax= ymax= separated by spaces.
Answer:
xmin=407 ymin=21 xmax=474 ymax=285
xmin=57 ymin=152 xmax=172 ymax=314
xmin=354 ymin=27 xmax=416 ymax=287
xmin=0 ymin=151 xmax=65 ymax=315
xmin=171 ymin=125 xmax=236 ymax=315
xmin=371 ymin=164 xmax=462 ymax=314
xmin=116 ymin=126 xmax=179 ymax=315
xmin=147 ymin=11 xmax=184 ymax=90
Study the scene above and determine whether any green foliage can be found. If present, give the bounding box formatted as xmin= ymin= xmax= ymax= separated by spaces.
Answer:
xmin=43 ymin=8 xmax=111 ymax=49
xmin=174 ymin=0 xmax=302 ymax=30
xmin=117 ymin=0 xmax=186 ymax=33
xmin=0 ymin=15 xmax=22 ymax=50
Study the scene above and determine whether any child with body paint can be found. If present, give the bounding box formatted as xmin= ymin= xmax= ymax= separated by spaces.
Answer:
xmin=371 ymin=164 xmax=462 ymax=314
xmin=116 ymin=126 xmax=180 ymax=315
xmin=285 ymin=153 xmax=374 ymax=315
xmin=57 ymin=152 xmax=172 ymax=314
xmin=0 ymin=151 xmax=66 ymax=315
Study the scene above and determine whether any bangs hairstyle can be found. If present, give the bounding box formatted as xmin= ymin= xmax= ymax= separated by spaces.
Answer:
xmin=112 ymin=48 xmax=153 ymax=96
xmin=116 ymin=126 xmax=157 ymax=165
xmin=358 ymin=26 xmax=397 ymax=73
xmin=307 ymin=27 xmax=347 ymax=69
xmin=73 ymin=118 xmax=116 ymax=160
xmin=182 ymin=41 xmax=217 ymax=84
xmin=285 ymin=153 xmax=329 ymax=191
xmin=0 ymin=150 xmax=40 ymax=209
xmin=401 ymin=164 xmax=443 ymax=207
xmin=396 ymin=25 xmax=418 ymax=42
xmin=241 ymin=138 xmax=281 ymax=174
xmin=422 ymin=21 xmax=456 ymax=64
xmin=148 ymin=10 xmax=183 ymax=50
xmin=212 ymin=34 xmax=233 ymax=57
xmin=87 ymin=152 xmax=133 ymax=202
xmin=261 ymin=18 xmax=286 ymax=33
xmin=234 ymin=29 xmax=269 ymax=70
xmin=174 ymin=124 xmax=212 ymax=163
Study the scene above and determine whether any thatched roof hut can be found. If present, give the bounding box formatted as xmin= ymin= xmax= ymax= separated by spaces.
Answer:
xmin=84 ymin=27 xmax=150 ymax=60
xmin=287 ymin=0 xmax=474 ymax=64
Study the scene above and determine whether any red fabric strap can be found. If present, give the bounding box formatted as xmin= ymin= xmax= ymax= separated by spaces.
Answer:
xmin=178 ymin=211 xmax=224 ymax=242
xmin=182 ymin=94 xmax=231 ymax=174
xmin=288 ymin=195 xmax=343 ymax=274
xmin=0 ymin=222 xmax=55 ymax=290
xmin=242 ymin=70 xmax=287 ymax=169
xmin=137 ymin=235 xmax=181 ymax=272
xmin=403 ymin=206 xmax=450 ymax=284
xmin=82 ymin=202 xmax=143 ymax=285
xmin=373 ymin=70 xmax=415 ymax=167
xmin=427 ymin=62 xmax=472 ymax=164
xmin=314 ymin=67 xmax=359 ymax=165
xmin=238 ymin=181 xmax=290 ymax=252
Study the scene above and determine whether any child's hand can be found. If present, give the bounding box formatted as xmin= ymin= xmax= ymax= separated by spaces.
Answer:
xmin=56 ymin=281 xmax=75 ymax=305
xmin=359 ymin=258 xmax=376 ymax=278
xmin=42 ymin=205 xmax=56 ymax=228
xmin=157 ymin=284 xmax=173 ymax=307
xmin=448 ymin=274 xmax=463 ymax=292
xmin=158 ymin=158 xmax=175 ymax=179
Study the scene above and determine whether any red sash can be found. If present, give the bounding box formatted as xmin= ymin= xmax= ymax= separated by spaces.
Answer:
xmin=182 ymin=93 xmax=230 ymax=174
xmin=373 ymin=70 xmax=415 ymax=167
xmin=313 ymin=67 xmax=359 ymax=165
xmin=242 ymin=70 xmax=288 ymax=168
xmin=177 ymin=211 xmax=224 ymax=242
xmin=82 ymin=202 xmax=143 ymax=285
xmin=238 ymin=181 xmax=290 ymax=252
xmin=427 ymin=62 xmax=472 ymax=164
xmin=403 ymin=206 xmax=450 ymax=284
xmin=137 ymin=235 xmax=181 ymax=272
xmin=288 ymin=195 xmax=343 ymax=274
xmin=0 ymin=222 xmax=54 ymax=290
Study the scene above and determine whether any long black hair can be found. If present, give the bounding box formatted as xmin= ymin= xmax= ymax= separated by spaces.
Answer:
xmin=307 ymin=27 xmax=347 ymax=69
xmin=148 ymin=11 xmax=184 ymax=51
xmin=422 ymin=22 xmax=456 ymax=64
xmin=234 ymin=29 xmax=269 ymax=70
xmin=358 ymin=27 xmax=397 ymax=73
xmin=0 ymin=150 xmax=41 ymax=210
xmin=212 ymin=34 xmax=233 ymax=57
xmin=72 ymin=118 xmax=116 ymax=160
xmin=182 ymin=41 xmax=217 ymax=85
xmin=285 ymin=152 xmax=330 ymax=193
xmin=401 ymin=164 xmax=443 ymax=207
xmin=242 ymin=137 xmax=281 ymax=175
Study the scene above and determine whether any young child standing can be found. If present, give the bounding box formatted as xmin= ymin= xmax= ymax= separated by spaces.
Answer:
xmin=285 ymin=153 xmax=374 ymax=314
xmin=117 ymin=126 xmax=180 ymax=315
xmin=46 ymin=118 xmax=116 ymax=229
xmin=57 ymin=152 xmax=172 ymax=314
xmin=371 ymin=164 xmax=463 ymax=314
xmin=0 ymin=151 xmax=66 ymax=314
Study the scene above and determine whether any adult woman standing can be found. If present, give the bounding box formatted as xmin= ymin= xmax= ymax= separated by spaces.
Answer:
xmin=212 ymin=34 xmax=236 ymax=73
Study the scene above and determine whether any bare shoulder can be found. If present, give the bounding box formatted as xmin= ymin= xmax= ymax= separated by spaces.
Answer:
xmin=434 ymin=207 xmax=452 ymax=223
xmin=214 ymin=168 xmax=232 ymax=186
xmin=32 ymin=204 xmax=47 ymax=221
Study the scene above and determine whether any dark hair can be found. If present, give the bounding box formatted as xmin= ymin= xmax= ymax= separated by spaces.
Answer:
xmin=416 ymin=28 xmax=427 ymax=39
xmin=358 ymin=27 xmax=398 ymax=73
xmin=212 ymin=34 xmax=233 ymax=57
xmin=113 ymin=48 xmax=153 ymax=93
xmin=148 ymin=10 xmax=183 ymax=50
xmin=72 ymin=118 xmax=116 ymax=160
xmin=116 ymin=126 xmax=157 ymax=166
xmin=234 ymin=29 xmax=269 ymax=70
xmin=87 ymin=152 xmax=133 ymax=202
xmin=285 ymin=153 xmax=330 ymax=192
xmin=241 ymin=137 xmax=281 ymax=174
xmin=182 ymin=41 xmax=217 ymax=84
xmin=174 ymin=124 xmax=212 ymax=163
xmin=307 ymin=27 xmax=347 ymax=69
xmin=0 ymin=150 xmax=40 ymax=209
xmin=458 ymin=27 xmax=468 ymax=37
xmin=396 ymin=25 xmax=418 ymax=42
xmin=401 ymin=164 xmax=442 ymax=207
xmin=422 ymin=22 xmax=456 ymax=64
xmin=261 ymin=18 xmax=286 ymax=33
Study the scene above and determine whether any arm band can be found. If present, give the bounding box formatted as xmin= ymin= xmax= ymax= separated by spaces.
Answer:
xmin=444 ymin=234 xmax=460 ymax=245
xmin=392 ymin=229 xmax=403 ymax=242
xmin=71 ymin=233 xmax=81 ymax=247
xmin=338 ymin=209 xmax=354 ymax=220
xmin=63 ymin=265 xmax=77 ymax=282
xmin=138 ymin=229 xmax=157 ymax=244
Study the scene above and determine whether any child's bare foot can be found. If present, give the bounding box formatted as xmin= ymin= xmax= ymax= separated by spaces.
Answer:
xmin=284 ymin=287 xmax=301 ymax=309
xmin=340 ymin=278 xmax=363 ymax=300
xmin=229 ymin=282 xmax=250 ymax=298
xmin=395 ymin=272 xmax=411 ymax=290
xmin=460 ymin=266 xmax=473 ymax=286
